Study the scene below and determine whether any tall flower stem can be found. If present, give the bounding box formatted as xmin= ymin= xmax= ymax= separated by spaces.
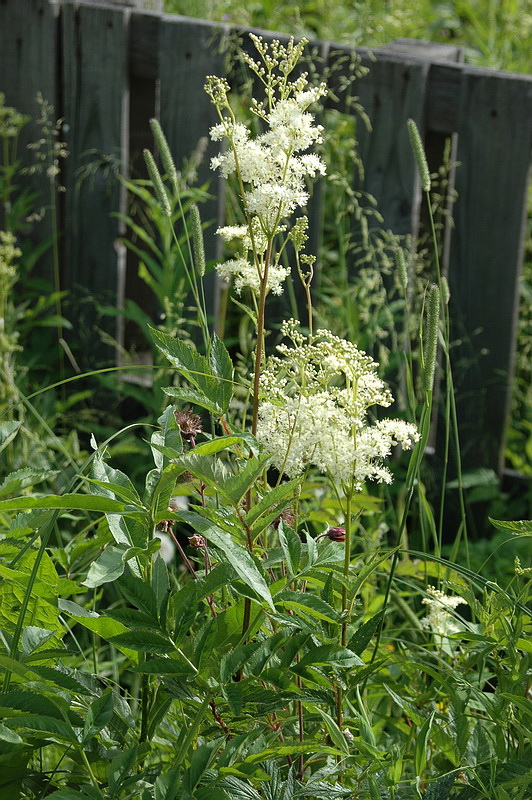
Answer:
xmin=251 ymin=242 xmax=272 ymax=436
xmin=341 ymin=490 xmax=353 ymax=647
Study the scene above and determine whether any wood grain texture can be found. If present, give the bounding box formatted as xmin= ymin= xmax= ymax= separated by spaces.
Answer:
xmin=353 ymin=56 xmax=429 ymax=238
xmin=61 ymin=1 xmax=128 ymax=360
xmin=449 ymin=68 xmax=532 ymax=471
xmin=0 ymin=0 xmax=58 ymax=280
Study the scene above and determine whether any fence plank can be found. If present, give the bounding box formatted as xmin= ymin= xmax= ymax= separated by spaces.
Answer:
xmin=61 ymin=1 xmax=128 ymax=362
xmin=449 ymin=68 xmax=532 ymax=472
xmin=158 ymin=16 xmax=228 ymax=318
xmin=0 ymin=0 xmax=58 ymax=280
xmin=350 ymin=55 xmax=430 ymax=239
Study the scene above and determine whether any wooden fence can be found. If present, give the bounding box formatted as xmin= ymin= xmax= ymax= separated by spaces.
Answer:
xmin=1 ymin=0 xmax=531 ymax=476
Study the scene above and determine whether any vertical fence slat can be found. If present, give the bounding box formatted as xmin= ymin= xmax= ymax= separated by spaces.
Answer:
xmin=0 ymin=0 xmax=58 ymax=280
xmin=158 ymin=17 xmax=226 ymax=260
xmin=61 ymin=1 xmax=128 ymax=362
xmin=449 ymin=68 xmax=532 ymax=473
xmin=352 ymin=56 xmax=430 ymax=238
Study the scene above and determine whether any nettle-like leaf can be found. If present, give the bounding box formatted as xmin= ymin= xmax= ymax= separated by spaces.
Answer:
xmin=82 ymin=688 xmax=114 ymax=744
xmin=151 ymin=327 xmax=234 ymax=415
xmin=179 ymin=511 xmax=274 ymax=610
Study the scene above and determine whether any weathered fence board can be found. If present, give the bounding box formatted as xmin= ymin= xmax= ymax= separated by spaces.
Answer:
xmin=61 ymin=3 xmax=128 ymax=313
xmin=0 ymin=0 xmax=530 ymax=476
xmin=449 ymin=68 xmax=532 ymax=472
xmin=0 ymin=0 xmax=58 ymax=279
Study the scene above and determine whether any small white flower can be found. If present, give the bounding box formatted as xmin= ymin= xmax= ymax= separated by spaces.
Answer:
xmin=422 ymin=587 xmax=467 ymax=654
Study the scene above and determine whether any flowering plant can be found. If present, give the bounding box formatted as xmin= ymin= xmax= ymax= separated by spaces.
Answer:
xmin=1 ymin=34 xmax=530 ymax=800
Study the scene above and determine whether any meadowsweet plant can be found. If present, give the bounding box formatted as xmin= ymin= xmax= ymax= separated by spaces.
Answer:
xmin=1 ymin=33 xmax=531 ymax=800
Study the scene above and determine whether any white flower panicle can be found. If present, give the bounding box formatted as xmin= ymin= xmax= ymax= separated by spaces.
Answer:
xmin=422 ymin=586 xmax=467 ymax=639
xmin=256 ymin=322 xmax=419 ymax=487
xmin=205 ymin=35 xmax=327 ymax=296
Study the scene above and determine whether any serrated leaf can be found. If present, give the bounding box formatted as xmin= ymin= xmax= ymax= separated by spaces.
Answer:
xmin=313 ymin=706 xmax=350 ymax=755
xmin=110 ymin=630 xmax=174 ymax=653
xmin=0 ymin=468 xmax=57 ymax=498
xmin=173 ymin=581 xmax=198 ymax=644
xmin=488 ymin=517 xmax=532 ymax=535
xmin=294 ymin=645 xmax=363 ymax=671
xmin=246 ymin=479 xmax=301 ymax=527
xmin=117 ymin=574 xmax=159 ymax=619
xmin=8 ymin=714 xmax=77 ymax=742
xmin=208 ymin=333 xmax=234 ymax=413
xmin=347 ymin=612 xmax=384 ymax=655
xmin=220 ymin=640 xmax=264 ymax=684
xmin=275 ymin=591 xmax=339 ymax=623
xmin=242 ymin=742 xmax=343 ymax=764
xmin=222 ymin=454 xmax=272 ymax=506
xmin=0 ymin=722 xmax=23 ymax=743
xmin=179 ymin=514 xmax=274 ymax=610
xmin=278 ymin=523 xmax=301 ymax=579
xmin=189 ymin=436 xmax=246 ymax=456
xmin=108 ymin=746 xmax=139 ymax=797
xmin=0 ymin=420 xmax=22 ymax=452
xmin=131 ymin=657 xmax=196 ymax=676
xmin=82 ymin=689 xmax=113 ymax=743
xmin=163 ymin=386 xmax=223 ymax=415
xmin=29 ymin=665 xmax=91 ymax=695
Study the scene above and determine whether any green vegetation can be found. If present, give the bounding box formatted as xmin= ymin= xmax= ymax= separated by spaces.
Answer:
xmin=0 ymin=16 xmax=530 ymax=800
xmin=165 ymin=0 xmax=532 ymax=73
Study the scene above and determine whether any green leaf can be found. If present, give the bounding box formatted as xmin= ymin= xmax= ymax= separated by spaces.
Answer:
xmin=151 ymin=405 xmax=183 ymax=470
xmin=108 ymin=746 xmax=139 ymax=797
xmin=0 ymin=421 xmax=22 ymax=452
xmin=0 ymin=494 xmax=128 ymax=512
xmin=277 ymin=523 xmax=301 ymax=579
xmin=422 ymin=772 xmax=456 ymax=800
xmin=222 ymin=454 xmax=272 ymax=506
xmin=208 ymin=333 xmax=234 ymax=413
xmin=274 ymin=591 xmax=339 ymax=623
xmin=189 ymin=436 xmax=246 ymax=456
xmin=0 ymin=722 xmax=23 ymax=744
xmin=313 ymin=706 xmax=350 ymax=755
xmin=152 ymin=554 xmax=170 ymax=611
xmin=220 ymin=640 xmax=265 ymax=684
xmin=347 ymin=612 xmax=384 ymax=655
xmin=175 ymin=453 xmax=230 ymax=495
xmin=21 ymin=626 xmax=57 ymax=657
xmin=180 ymin=514 xmax=274 ymax=610
xmin=44 ymin=790 xmax=94 ymax=800
xmin=173 ymin=581 xmax=198 ymax=644
xmin=28 ymin=665 xmax=91 ymax=695
xmin=82 ymin=689 xmax=114 ymax=744
xmin=83 ymin=545 xmax=127 ymax=588
xmin=163 ymin=386 xmax=223 ymax=415
xmin=0 ymin=468 xmax=57 ymax=498
xmin=8 ymin=714 xmax=78 ymax=742
xmin=242 ymin=742 xmax=343 ymax=764
xmin=415 ymin=711 xmax=435 ymax=777
xmin=117 ymin=575 xmax=159 ymax=620
xmin=131 ymin=657 xmax=196 ymax=676
xmin=294 ymin=645 xmax=364 ymax=671
xmin=245 ymin=479 xmax=301 ymax=528
xmin=488 ymin=517 xmax=532 ymax=535
xmin=110 ymin=630 xmax=175 ymax=653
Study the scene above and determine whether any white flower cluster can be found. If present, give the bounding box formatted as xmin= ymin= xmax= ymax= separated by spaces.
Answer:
xmin=256 ymin=321 xmax=419 ymax=487
xmin=205 ymin=35 xmax=327 ymax=296
xmin=422 ymin=586 xmax=467 ymax=651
